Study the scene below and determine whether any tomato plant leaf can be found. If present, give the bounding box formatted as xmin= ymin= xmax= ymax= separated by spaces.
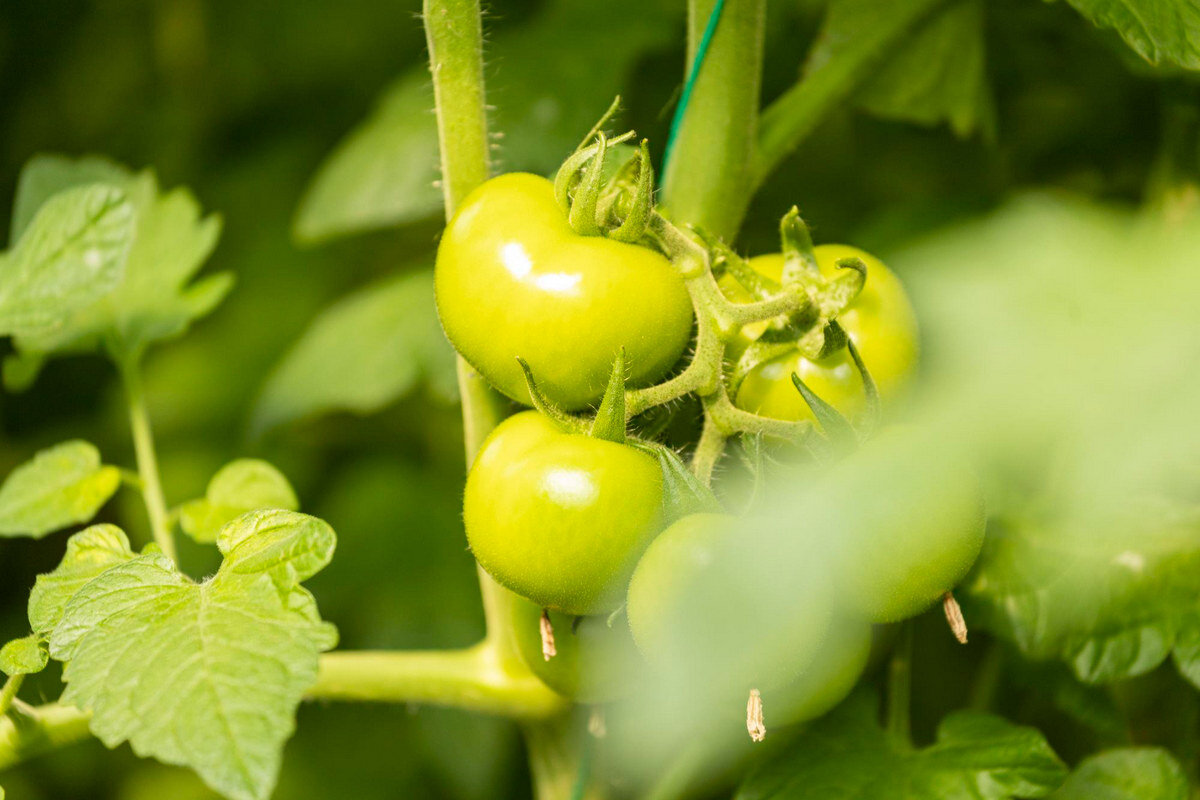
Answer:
xmin=0 ymin=441 xmax=121 ymax=539
xmin=293 ymin=0 xmax=676 ymax=242
xmin=6 ymin=155 xmax=232 ymax=370
xmin=178 ymin=460 xmax=299 ymax=544
xmin=0 ymin=184 xmax=134 ymax=338
xmin=251 ymin=270 xmax=455 ymax=435
xmin=0 ymin=634 xmax=49 ymax=677
xmin=9 ymin=154 xmax=130 ymax=245
xmin=44 ymin=511 xmax=336 ymax=800
xmin=1048 ymin=748 xmax=1188 ymax=799
xmin=736 ymin=691 xmax=1067 ymax=799
xmin=852 ymin=0 xmax=995 ymax=138
xmin=27 ymin=524 xmax=138 ymax=636
xmin=1061 ymin=0 xmax=1200 ymax=69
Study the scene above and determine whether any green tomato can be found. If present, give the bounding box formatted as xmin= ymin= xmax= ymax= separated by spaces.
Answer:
xmin=464 ymin=411 xmax=664 ymax=615
xmin=768 ymin=620 xmax=871 ymax=726
xmin=626 ymin=513 xmax=832 ymax=694
xmin=511 ymin=597 xmax=643 ymax=703
xmin=435 ymin=173 xmax=694 ymax=410
xmin=823 ymin=428 xmax=986 ymax=623
xmin=730 ymin=245 xmax=919 ymax=423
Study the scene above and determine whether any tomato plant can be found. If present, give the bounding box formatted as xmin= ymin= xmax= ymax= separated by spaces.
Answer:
xmin=2 ymin=0 xmax=1200 ymax=799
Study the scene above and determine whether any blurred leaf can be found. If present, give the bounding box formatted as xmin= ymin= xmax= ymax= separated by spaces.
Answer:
xmin=1048 ymin=748 xmax=1188 ymax=799
xmin=8 ymin=155 xmax=232 ymax=367
xmin=736 ymin=691 xmax=1067 ymax=799
xmin=179 ymin=459 xmax=299 ymax=544
xmin=252 ymin=270 xmax=455 ymax=435
xmin=48 ymin=512 xmax=337 ymax=800
xmin=27 ymin=523 xmax=137 ymax=635
xmin=854 ymin=0 xmax=994 ymax=138
xmin=0 ymin=634 xmax=48 ymax=676
xmin=9 ymin=154 xmax=130 ymax=245
xmin=1062 ymin=0 xmax=1200 ymax=69
xmin=293 ymin=0 xmax=676 ymax=242
xmin=0 ymin=184 xmax=134 ymax=337
xmin=0 ymin=440 xmax=121 ymax=539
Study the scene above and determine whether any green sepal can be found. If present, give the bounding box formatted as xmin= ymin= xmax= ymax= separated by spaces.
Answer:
xmin=791 ymin=372 xmax=858 ymax=450
xmin=567 ymin=132 xmax=607 ymax=236
xmin=629 ymin=440 xmax=722 ymax=523
xmin=779 ymin=206 xmax=820 ymax=286
xmin=737 ymin=433 xmax=767 ymax=512
xmin=516 ymin=357 xmax=590 ymax=434
xmin=605 ymin=140 xmax=654 ymax=243
xmin=845 ymin=338 xmax=881 ymax=437
xmin=696 ymin=227 xmax=779 ymax=299
xmin=818 ymin=256 xmax=867 ymax=318
xmin=589 ymin=348 xmax=627 ymax=443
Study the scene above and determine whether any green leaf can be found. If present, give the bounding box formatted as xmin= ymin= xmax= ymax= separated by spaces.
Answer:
xmin=178 ymin=460 xmax=299 ymax=544
xmin=1049 ymin=748 xmax=1188 ymax=800
xmin=736 ymin=692 xmax=1067 ymax=799
xmin=47 ymin=511 xmax=337 ymax=800
xmin=0 ymin=634 xmax=49 ymax=676
xmin=27 ymin=524 xmax=137 ymax=635
xmin=10 ymin=154 xmax=130 ymax=245
xmin=0 ymin=441 xmax=121 ymax=539
xmin=853 ymin=0 xmax=994 ymax=138
xmin=8 ymin=155 xmax=231 ymax=367
xmin=251 ymin=270 xmax=455 ymax=434
xmin=293 ymin=0 xmax=676 ymax=242
xmin=1061 ymin=0 xmax=1200 ymax=69
xmin=0 ymin=184 xmax=134 ymax=338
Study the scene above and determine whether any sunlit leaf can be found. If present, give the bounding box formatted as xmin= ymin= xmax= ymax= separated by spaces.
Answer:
xmin=27 ymin=524 xmax=137 ymax=635
xmin=1048 ymin=748 xmax=1188 ymax=799
xmin=178 ymin=460 xmax=299 ymax=544
xmin=0 ymin=441 xmax=121 ymax=539
xmin=0 ymin=634 xmax=48 ymax=677
xmin=1062 ymin=0 xmax=1200 ymax=69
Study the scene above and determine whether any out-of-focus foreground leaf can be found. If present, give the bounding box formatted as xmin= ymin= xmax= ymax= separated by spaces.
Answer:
xmin=1047 ymin=748 xmax=1188 ymax=799
xmin=1061 ymin=0 xmax=1200 ymax=69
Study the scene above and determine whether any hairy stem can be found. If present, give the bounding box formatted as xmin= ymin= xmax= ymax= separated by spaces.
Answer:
xmin=0 ymin=677 xmax=23 ymax=718
xmin=661 ymin=0 xmax=766 ymax=240
xmin=309 ymin=646 xmax=565 ymax=719
xmin=0 ymin=704 xmax=93 ymax=771
xmin=119 ymin=358 xmax=177 ymax=564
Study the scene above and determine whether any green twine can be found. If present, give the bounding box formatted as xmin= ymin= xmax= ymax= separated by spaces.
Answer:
xmin=662 ymin=0 xmax=728 ymax=174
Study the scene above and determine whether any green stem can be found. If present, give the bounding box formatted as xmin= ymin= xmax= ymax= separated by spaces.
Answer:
xmin=887 ymin=621 xmax=914 ymax=746
xmin=691 ymin=413 xmax=727 ymax=485
xmin=0 ymin=703 xmax=92 ymax=771
xmin=525 ymin=716 xmax=605 ymax=800
xmin=0 ymin=677 xmax=22 ymax=718
xmin=752 ymin=0 xmax=948 ymax=191
xmin=661 ymin=0 xmax=766 ymax=240
xmin=309 ymin=646 xmax=565 ymax=719
xmin=119 ymin=358 xmax=177 ymax=564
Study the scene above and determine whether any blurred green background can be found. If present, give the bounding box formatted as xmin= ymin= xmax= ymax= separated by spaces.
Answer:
xmin=0 ymin=0 xmax=1192 ymax=797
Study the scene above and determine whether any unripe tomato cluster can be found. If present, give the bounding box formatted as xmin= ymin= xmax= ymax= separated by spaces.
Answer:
xmin=435 ymin=163 xmax=986 ymax=739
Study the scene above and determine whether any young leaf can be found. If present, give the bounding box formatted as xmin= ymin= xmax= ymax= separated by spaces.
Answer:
xmin=252 ymin=270 xmax=456 ymax=434
xmin=27 ymin=524 xmax=137 ymax=635
xmin=0 ymin=634 xmax=49 ymax=677
xmin=1048 ymin=748 xmax=1188 ymax=800
xmin=47 ymin=511 xmax=337 ymax=800
xmin=1061 ymin=0 xmax=1200 ymax=69
xmin=853 ymin=0 xmax=994 ymax=139
xmin=736 ymin=691 xmax=1067 ymax=799
xmin=0 ymin=184 xmax=134 ymax=338
xmin=178 ymin=459 xmax=299 ymax=544
xmin=9 ymin=154 xmax=130 ymax=245
xmin=0 ymin=441 xmax=121 ymax=539
xmin=7 ymin=156 xmax=231 ymax=369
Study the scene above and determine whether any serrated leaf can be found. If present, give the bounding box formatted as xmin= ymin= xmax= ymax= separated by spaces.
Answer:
xmin=1061 ymin=0 xmax=1200 ymax=69
xmin=10 ymin=154 xmax=131 ymax=245
xmin=47 ymin=511 xmax=336 ymax=800
xmin=251 ymin=270 xmax=455 ymax=434
xmin=736 ymin=692 xmax=1067 ymax=800
xmin=179 ymin=460 xmax=299 ymax=544
xmin=1049 ymin=748 xmax=1188 ymax=800
xmin=28 ymin=524 xmax=137 ymax=635
xmin=0 ymin=184 xmax=134 ymax=338
xmin=293 ymin=0 xmax=676 ymax=242
xmin=0 ymin=634 xmax=49 ymax=676
xmin=0 ymin=441 xmax=121 ymax=539
xmin=853 ymin=0 xmax=994 ymax=138
xmin=7 ymin=155 xmax=231 ymax=367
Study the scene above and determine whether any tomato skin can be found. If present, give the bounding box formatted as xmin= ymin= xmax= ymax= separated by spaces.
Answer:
xmin=769 ymin=620 xmax=871 ymax=726
xmin=511 ymin=597 xmax=643 ymax=703
xmin=435 ymin=173 xmax=694 ymax=410
xmin=730 ymin=246 xmax=919 ymax=423
xmin=820 ymin=428 xmax=986 ymax=623
xmin=626 ymin=513 xmax=832 ymax=694
xmin=464 ymin=411 xmax=664 ymax=615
